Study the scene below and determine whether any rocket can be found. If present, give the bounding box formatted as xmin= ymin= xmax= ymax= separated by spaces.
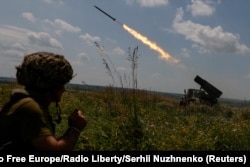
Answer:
xmin=94 ymin=6 xmax=116 ymax=21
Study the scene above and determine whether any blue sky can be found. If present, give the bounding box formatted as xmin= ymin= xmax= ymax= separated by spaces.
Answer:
xmin=0 ymin=0 xmax=250 ymax=100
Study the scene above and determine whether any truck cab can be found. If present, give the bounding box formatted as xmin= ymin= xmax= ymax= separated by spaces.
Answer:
xmin=181 ymin=89 xmax=205 ymax=105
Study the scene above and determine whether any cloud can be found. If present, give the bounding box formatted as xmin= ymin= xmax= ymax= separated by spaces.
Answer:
xmin=0 ymin=25 xmax=64 ymax=57
xmin=54 ymin=19 xmax=81 ymax=33
xmin=0 ymin=42 xmax=27 ymax=59
xmin=79 ymin=33 xmax=101 ymax=44
xmin=27 ymin=32 xmax=63 ymax=49
xmin=173 ymin=8 xmax=250 ymax=54
xmin=21 ymin=12 xmax=37 ymax=22
xmin=245 ymin=74 xmax=250 ymax=79
xmin=117 ymin=66 xmax=128 ymax=72
xmin=44 ymin=19 xmax=81 ymax=33
xmin=126 ymin=0 xmax=169 ymax=7
xmin=43 ymin=0 xmax=64 ymax=5
xmin=112 ymin=47 xmax=125 ymax=56
xmin=43 ymin=0 xmax=53 ymax=4
xmin=181 ymin=48 xmax=191 ymax=58
xmin=43 ymin=19 xmax=54 ymax=26
xmin=78 ymin=52 xmax=89 ymax=61
xmin=11 ymin=43 xmax=26 ymax=52
xmin=187 ymin=0 xmax=215 ymax=17
xmin=0 ymin=25 xmax=30 ymax=58
xmin=0 ymin=25 xmax=28 ymax=41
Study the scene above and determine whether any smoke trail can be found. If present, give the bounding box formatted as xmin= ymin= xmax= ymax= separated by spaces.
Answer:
xmin=123 ymin=24 xmax=180 ymax=64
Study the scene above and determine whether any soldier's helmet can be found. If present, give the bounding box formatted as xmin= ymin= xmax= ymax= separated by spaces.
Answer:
xmin=16 ymin=52 xmax=74 ymax=92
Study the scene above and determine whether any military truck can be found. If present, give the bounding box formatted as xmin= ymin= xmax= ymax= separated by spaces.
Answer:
xmin=180 ymin=75 xmax=223 ymax=106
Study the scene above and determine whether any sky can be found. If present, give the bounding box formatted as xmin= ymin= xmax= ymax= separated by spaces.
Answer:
xmin=0 ymin=0 xmax=250 ymax=100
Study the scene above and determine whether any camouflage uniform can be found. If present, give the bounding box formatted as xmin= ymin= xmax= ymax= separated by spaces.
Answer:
xmin=0 ymin=52 xmax=73 ymax=151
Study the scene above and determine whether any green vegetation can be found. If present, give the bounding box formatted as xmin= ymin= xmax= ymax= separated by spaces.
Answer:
xmin=1 ymin=83 xmax=250 ymax=151
xmin=59 ymin=87 xmax=250 ymax=151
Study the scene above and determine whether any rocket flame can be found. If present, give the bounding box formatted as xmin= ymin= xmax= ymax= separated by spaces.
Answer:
xmin=123 ymin=24 xmax=179 ymax=64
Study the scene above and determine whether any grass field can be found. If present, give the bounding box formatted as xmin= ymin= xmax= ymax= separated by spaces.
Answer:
xmin=1 ymin=83 xmax=250 ymax=151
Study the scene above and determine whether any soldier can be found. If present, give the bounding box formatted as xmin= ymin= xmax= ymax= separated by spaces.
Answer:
xmin=0 ymin=52 xmax=87 ymax=151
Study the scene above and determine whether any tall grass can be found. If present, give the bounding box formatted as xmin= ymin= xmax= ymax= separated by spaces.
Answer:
xmin=1 ymin=83 xmax=250 ymax=150
xmin=92 ymin=45 xmax=144 ymax=150
xmin=50 ymin=87 xmax=250 ymax=151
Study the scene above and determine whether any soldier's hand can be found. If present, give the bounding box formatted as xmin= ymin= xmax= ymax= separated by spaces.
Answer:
xmin=68 ymin=109 xmax=87 ymax=132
